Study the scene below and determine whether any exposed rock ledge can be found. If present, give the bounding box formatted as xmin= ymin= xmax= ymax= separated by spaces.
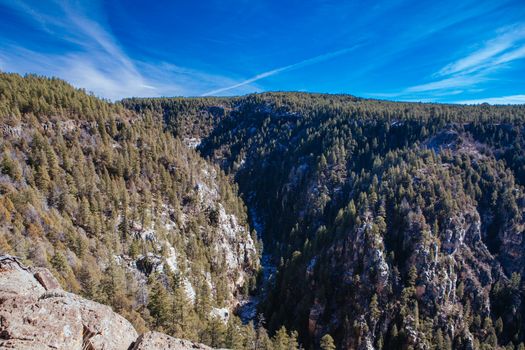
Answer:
xmin=0 ymin=255 xmax=216 ymax=350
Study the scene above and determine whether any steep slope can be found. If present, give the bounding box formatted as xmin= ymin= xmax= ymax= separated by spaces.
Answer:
xmin=0 ymin=255 xmax=216 ymax=350
xmin=125 ymin=93 xmax=525 ymax=349
xmin=0 ymin=73 xmax=260 ymax=347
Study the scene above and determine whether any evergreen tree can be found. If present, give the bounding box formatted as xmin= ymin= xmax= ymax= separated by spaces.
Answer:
xmin=147 ymin=275 xmax=171 ymax=331
xmin=273 ymin=326 xmax=290 ymax=350
xmin=320 ymin=334 xmax=336 ymax=350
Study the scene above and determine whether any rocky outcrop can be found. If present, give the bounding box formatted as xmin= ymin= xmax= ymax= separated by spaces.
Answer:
xmin=0 ymin=256 xmax=219 ymax=350
xmin=122 ymin=92 xmax=525 ymax=349
xmin=131 ymin=331 xmax=214 ymax=350
xmin=112 ymin=163 xmax=257 ymax=317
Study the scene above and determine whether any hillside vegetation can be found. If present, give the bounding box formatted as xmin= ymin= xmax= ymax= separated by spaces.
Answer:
xmin=0 ymin=73 xmax=304 ymax=348
xmin=126 ymin=93 xmax=525 ymax=350
xmin=2 ymin=72 xmax=525 ymax=349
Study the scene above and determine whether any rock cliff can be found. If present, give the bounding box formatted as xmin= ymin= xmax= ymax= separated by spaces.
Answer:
xmin=0 ymin=255 xmax=217 ymax=350
xmin=125 ymin=94 xmax=525 ymax=348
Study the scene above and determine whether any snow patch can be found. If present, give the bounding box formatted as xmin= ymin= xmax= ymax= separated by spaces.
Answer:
xmin=183 ymin=278 xmax=196 ymax=304
xmin=183 ymin=137 xmax=201 ymax=149
xmin=165 ymin=246 xmax=178 ymax=273
xmin=210 ymin=307 xmax=230 ymax=323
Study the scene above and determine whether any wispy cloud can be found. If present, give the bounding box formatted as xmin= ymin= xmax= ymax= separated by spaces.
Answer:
xmin=201 ymin=46 xmax=360 ymax=96
xmin=457 ymin=94 xmax=525 ymax=105
xmin=0 ymin=0 xmax=257 ymax=100
xmin=0 ymin=1 xmax=158 ymax=99
xmin=404 ymin=75 xmax=487 ymax=93
xmin=2 ymin=0 xmax=524 ymax=101
xmin=438 ymin=24 xmax=525 ymax=77
xmin=408 ymin=24 xmax=525 ymax=95
xmin=369 ymin=23 xmax=525 ymax=102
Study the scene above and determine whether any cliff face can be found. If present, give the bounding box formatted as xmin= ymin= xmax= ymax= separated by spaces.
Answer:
xmin=3 ymin=76 xmax=525 ymax=349
xmin=0 ymin=110 xmax=257 ymax=315
xmin=113 ymin=160 xmax=257 ymax=311
xmin=0 ymin=73 xmax=258 ymax=346
xmin=0 ymin=255 xmax=216 ymax=350
xmin=126 ymin=94 xmax=525 ymax=348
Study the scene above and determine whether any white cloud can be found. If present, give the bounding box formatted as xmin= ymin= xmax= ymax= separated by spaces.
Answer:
xmin=493 ymin=44 xmax=525 ymax=65
xmin=0 ymin=45 xmax=161 ymax=100
xmin=0 ymin=0 xmax=258 ymax=100
xmin=438 ymin=25 xmax=525 ymax=76
xmin=202 ymin=67 xmax=290 ymax=96
xmin=0 ymin=1 xmax=155 ymax=99
xmin=202 ymin=46 xmax=360 ymax=96
xmin=387 ymin=24 xmax=525 ymax=100
xmin=456 ymin=94 xmax=525 ymax=105
xmin=405 ymin=75 xmax=485 ymax=93
xmin=58 ymin=55 xmax=155 ymax=100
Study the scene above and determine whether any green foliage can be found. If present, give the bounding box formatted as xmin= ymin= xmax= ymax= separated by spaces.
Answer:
xmin=0 ymin=73 xmax=259 ymax=348
xmin=127 ymin=92 xmax=525 ymax=349
xmin=320 ymin=334 xmax=336 ymax=350
xmin=5 ymin=73 xmax=525 ymax=349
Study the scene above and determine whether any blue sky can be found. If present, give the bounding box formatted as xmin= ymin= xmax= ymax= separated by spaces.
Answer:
xmin=1 ymin=0 xmax=525 ymax=103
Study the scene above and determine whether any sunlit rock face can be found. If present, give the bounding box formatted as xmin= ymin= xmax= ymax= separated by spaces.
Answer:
xmin=0 ymin=255 xmax=221 ymax=350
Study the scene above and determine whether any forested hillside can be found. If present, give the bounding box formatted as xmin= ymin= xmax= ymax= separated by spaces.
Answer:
xmin=126 ymin=93 xmax=525 ymax=349
xmin=2 ymin=73 xmax=525 ymax=349
xmin=0 ymin=73 xmax=305 ymax=349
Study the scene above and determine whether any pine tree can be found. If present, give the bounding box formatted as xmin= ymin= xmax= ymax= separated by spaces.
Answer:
xmin=273 ymin=326 xmax=290 ymax=350
xmin=435 ymin=329 xmax=444 ymax=350
xmin=408 ymin=265 xmax=418 ymax=287
xmin=195 ymin=280 xmax=211 ymax=319
xmin=242 ymin=322 xmax=257 ymax=350
xmin=99 ymin=261 xmax=126 ymax=312
xmin=205 ymin=317 xmax=226 ymax=348
xmin=225 ymin=317 xmax=244 ymax=349
xmin=288 ymin=331 xmax=299 ymax=350
xmin=370 ymin=294 xmax=380 ymax=322
xmin=495 ymin=317 xmax=503 ymax=335
xmin=51 ymin=251 xmax=68 ymax=272
xmin=78 ymin=259 xmax=98 ymax=299
xmin=320 ymin=334 xmax=336 ymax=350
xmin=35 ymin=150 xmax=51 ymax=192
xmin=255 ymin=314 xmax=273 ymax=350
xmin=148 ymin=275 xmax=171 ymax=331
xmin=1 ymin=152 xmax=22 ymax=181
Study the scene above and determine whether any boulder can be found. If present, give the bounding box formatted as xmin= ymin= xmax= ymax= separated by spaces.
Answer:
xmin=0 ymin=255 xmax=221 ymax=350
xmin=0 ymin=256 xmax=45 ymax=296
xmin=0 ymin=255 xmax=137 ymax=350
xmin=131 ymin=331 xmax=213 ymax=350
xmin=33 ymin=267 xmax=61 ymax=291
xmin=0 ymin=293 xmax=84 ymax=349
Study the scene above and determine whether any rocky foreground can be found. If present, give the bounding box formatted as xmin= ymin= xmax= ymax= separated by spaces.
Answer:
xmin=0 ymin=255 xmax=216 ymax=350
